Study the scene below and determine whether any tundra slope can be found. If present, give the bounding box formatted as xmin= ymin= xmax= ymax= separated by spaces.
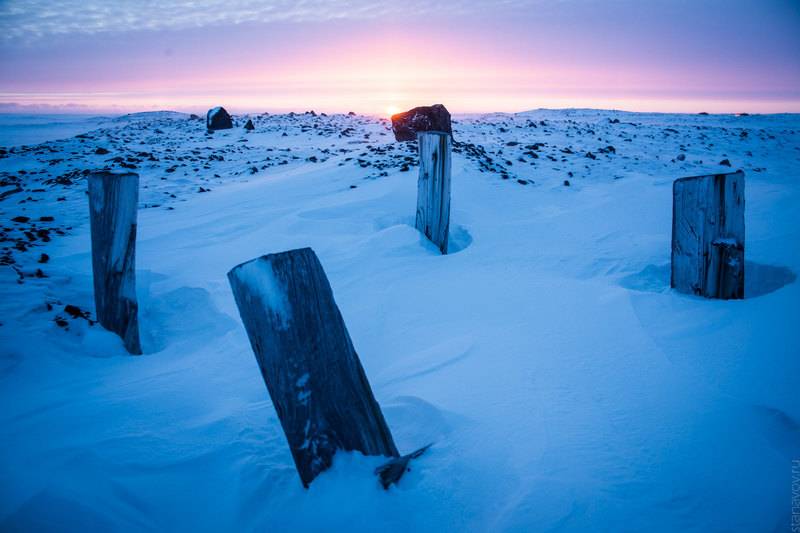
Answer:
xmin=0 ymin=109 xmax=798 ymax=531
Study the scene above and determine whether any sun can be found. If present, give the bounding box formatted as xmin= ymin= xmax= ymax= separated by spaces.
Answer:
xmin=385 ymin=105 xmax=401 ymax=117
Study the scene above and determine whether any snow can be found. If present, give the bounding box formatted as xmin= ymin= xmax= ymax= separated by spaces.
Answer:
xmin=0 ymin=114 xmax=114 ymax=147
xmin=231 ymin=257 xmax=292 ymax=329
xmin=0 ymin=109 xmax=798 ymax=531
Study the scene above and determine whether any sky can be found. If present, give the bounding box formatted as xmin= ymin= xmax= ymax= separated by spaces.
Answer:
xmin=0 ymin=0 xmax=799 ymax=115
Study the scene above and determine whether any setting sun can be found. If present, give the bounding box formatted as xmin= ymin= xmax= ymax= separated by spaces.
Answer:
xmin=385 ymin=105 xmax=401 ymax=117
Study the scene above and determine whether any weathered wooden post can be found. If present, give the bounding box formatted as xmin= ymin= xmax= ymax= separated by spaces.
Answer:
xmin=416 ymin=131 xmax=452 ymax=254
xmin=88 ymin=171 xmax=142 ymax=354
xmin=228 ymin=248 xmax=399 ymax=487
xmin=671 ymin=170 xmax=745 ymax=299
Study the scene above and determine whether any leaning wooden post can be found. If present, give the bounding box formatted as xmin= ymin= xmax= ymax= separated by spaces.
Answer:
xmin=88 ymin=171 xmax=143 ymax=354
xmin=416 ymin=131 xmax=452 ymax=254
xmin=228 ymin=248 xmax=398 ymax=487
xmin=671 ymin=170 xmax=745 ymax=299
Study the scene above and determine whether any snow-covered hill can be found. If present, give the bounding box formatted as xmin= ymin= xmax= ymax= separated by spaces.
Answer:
xmin=1 ymin=109 xmax=798 ymax=531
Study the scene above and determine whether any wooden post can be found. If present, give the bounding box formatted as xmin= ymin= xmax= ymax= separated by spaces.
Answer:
xmin=416 ymin=131 xmax=451 ymax=254
xmin=227 ymin=248 xmax=398 ymax=487
xmin=88 ymin=171 xmax=142 ymax=354
xmin=671 ymin=170 xmax=745 ymax=299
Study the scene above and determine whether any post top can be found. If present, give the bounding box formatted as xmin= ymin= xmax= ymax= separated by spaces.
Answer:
xmin=227 ymin=247 xmax=316 ymax=278
xmin=673 ymin=169 xmax=744 ymax=185
xmin=87 ymin=170 xmax=139 ymax=180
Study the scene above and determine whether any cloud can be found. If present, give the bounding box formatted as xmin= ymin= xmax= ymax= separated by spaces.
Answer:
xmin=0 ymin=0 xmax=533 ymax=43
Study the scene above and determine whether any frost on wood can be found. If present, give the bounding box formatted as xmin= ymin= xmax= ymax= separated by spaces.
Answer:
xmin=227 ymin=247 xmax=398 ymax=487
xmin=416 ymin=131 xmax=452 ymax=254
xmin=671 ymin=170 xmax=745 ymax=299
xmin=88 ymin=171 xmax=142 ymax=354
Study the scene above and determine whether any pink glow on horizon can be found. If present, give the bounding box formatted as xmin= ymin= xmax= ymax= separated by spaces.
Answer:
xmin=1 ymin=2 xmax=798 ymax=115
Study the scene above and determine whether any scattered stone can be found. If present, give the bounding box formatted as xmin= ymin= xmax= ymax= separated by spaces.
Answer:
xmin=719 ymin=159 xmax=731 ymax=166
xmin=564 ymin=180 xmax=571 ymax=186
xmin=94 ymin=147 xmax=110 ymax=155
xmin=11 ymin=216 xmax=30 ymax=223
xmin=38 ymin=253 xmax=49 ymax=263
xmin=64 ymin=304 xmax=83 ymax=318
xmin=244 ymin=119 xmax=255 ymax=131
xmin=64 ymin=304 xmax=93 ymax=323
xmin=676 ymin=153 xmax=686 ymax=161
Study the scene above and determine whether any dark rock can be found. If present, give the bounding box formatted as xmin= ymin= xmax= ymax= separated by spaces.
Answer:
xmin=206 ymin=107 xmax=233 ymax=130
xmin=38 ymin=253 xmax=49 ymax=263
xmin=40 ymin=216 xmax=54 ymax=222
xmin=676 ymin=153 xmax=686 ymax=161
xmin=719 ymin=159 xmax=731 ymax=167
xmin=11 ymin=216 xmax=29 ymax=223
xmin=391 ymin=104 xmax=452 ymax=141
xmin=64 ymin=304 xmax=84 ymax=318
xmin=564 ymin=180 xmax=571 ymax=186
xmin=244 ymin=119 xmax=255 ymax=131
xmin=94 ymin=147 xmax=110 ymax=155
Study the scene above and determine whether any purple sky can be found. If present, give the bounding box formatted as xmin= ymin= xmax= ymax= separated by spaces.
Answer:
xmin=1 ymin=0 xmax=798 ymax=114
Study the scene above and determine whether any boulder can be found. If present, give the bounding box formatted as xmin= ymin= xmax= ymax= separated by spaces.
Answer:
xmin=244 ymin=119 xmax=255 ymax=131
xmin=391 ymin=104 xmax=452 ymax=142
xmin=206 ymin=107 xmax=233 ymax=130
